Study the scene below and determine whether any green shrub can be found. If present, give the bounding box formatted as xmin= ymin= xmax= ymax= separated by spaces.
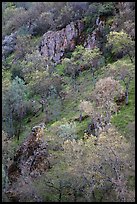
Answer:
xmin=56 ymin=64 xmax=65 ymax=76
xmin=57 ymin=122 xmax=78 ymax=141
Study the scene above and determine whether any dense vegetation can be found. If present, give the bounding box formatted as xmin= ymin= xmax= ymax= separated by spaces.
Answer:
xmin=2 ymin=2 xmax=135 ymax=202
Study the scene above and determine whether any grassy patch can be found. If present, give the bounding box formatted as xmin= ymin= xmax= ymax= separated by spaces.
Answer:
xmin=127 ymin=175 xmax=135 ymax=190
xmin=75 ymin=117 xmax=91 ymax=139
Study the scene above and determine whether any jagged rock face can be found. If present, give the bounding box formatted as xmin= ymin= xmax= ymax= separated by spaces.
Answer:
xmin=39 ymin=17 xmax=107 ymax=64
xmin=2 ymin=32 xmax=17 ymax=58
xmin=39 ymin=20 xmax=84 ymax=63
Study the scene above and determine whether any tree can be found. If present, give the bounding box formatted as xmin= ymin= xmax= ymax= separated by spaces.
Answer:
xmin=112 ymin=68 xmax=134 ymax=106
xmin=2 ymin=76 xmax=28 ymax=140
xmin=14 ymin=35 xmax=35 ymax=60
xmin=107 ymin=31 xmax=135 ymax=63
xmin=81 ymin=47 xmax=104 ymax=88
xmin=62 ymin=46 xmax=86 ymax=91
xmin=62 ymin=128 xmax=132 ymax=202
xmin=62 ymin=46 xmax=104 ymax=90
xmin=78 ymin=100 xmax=93 ymax=124
xmin=92 ymin=77 xmax=123 ymax=112
xmin=91 ymin=77 xmax=124 ymax=141
xmin=32 ymin=127 xmax=132 ymax=202
xmin=62 ymin=57 xmax=79 ymax=91
xmin=105 ymin=60 xmax=134 ymax=106
xmin=110 ymin=2 xmax=135 ymax=40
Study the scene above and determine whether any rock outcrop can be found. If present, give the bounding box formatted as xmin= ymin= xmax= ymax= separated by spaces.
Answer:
xmin=84 ymin=16 xmax=106 ymax=49
xmin=39 ymin=20 xmax=85 ymax=63
xmin=39 ymin=17 xmax=106 ymax=64
xmin=2 ymin=32 xmax=17 ymax=58
xmin=8 ymin=123 xmax=49 ymax=183
xmin=6 ymin=123 xmax=50 ymax=201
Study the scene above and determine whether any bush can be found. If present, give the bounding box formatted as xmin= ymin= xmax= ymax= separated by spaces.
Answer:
xmin=56 ymin=64 xmax=65 ymax=76
xmin=14 ymin=35 xmax=35 ymax=59
xmin=57 ymin=122 xmax=78 ymax=141
xmin=107 ymin=31 xmax=135 ymax=63
xmin=2 ymin=76 xmax=29 ymax=138
xmin=11 ymin=63 xmax=24 ymax=80
xmin=97 ymin=2 xmax=116 ymax=16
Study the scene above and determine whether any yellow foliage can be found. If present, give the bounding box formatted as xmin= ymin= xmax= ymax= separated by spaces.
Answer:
xmin=79 ymin=100 xmax=93 ymax=116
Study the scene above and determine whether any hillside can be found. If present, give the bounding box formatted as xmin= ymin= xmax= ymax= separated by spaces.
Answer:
xmin=2 ymin=2 xmax=135 ymax=202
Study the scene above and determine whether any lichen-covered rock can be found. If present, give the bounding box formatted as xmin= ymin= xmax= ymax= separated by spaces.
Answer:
xmin=39 ymin=20 xmax=84 ymax=63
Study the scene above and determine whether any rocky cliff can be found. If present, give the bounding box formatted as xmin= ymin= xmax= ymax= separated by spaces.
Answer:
xmin=39 ymin=20 xmax=85 ymax=63
xmin=39 ymin=17 xmax=106 ymax=64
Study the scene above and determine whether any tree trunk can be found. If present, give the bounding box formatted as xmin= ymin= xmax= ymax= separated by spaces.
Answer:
xmin=41 ymin=104 xmax=44 ymax=112
xmin=58 ymin=182 xmax=62 ymax=202
xmin=17 ymin=117 xmax=22 ymax=141
xmin=92 ymin=190 xmax=96 ymax=202
xmin=79 ymin=113 xmax=82 ymax=122
xmin=127 ymin=51 xmax=134 ymax=64
xmin=125 ymin=87 xmax=129 ymax=105
xmin=17 ymin=125 xmax=21 ymax=141
xmin=73 ymin=189 xmax=77 ymax=202
xmin=58 ymin=190 xmax=62 ymax=202
xmin=9 ymin=110 xmax=14 ymax=137
xmin=92 ymin=71 xmax=96 ymax=88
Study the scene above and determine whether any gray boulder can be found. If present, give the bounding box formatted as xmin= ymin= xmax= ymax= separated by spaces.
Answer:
xmin=2 ymin=32 xmax=17 ymax=57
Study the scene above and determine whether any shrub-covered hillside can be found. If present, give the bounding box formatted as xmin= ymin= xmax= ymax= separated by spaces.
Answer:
xmin=2 ymin=2 xmax=135 ymax=202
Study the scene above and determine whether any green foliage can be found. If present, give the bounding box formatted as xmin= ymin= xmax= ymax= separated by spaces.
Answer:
xmin=82 ymin=47 xmax=103 ymax=65
xmin=10 ymin=76 xmax=27 ymax=99
xmin=76 ymin=117 xmax=91 ymax=139
xmin=107 ymin=31 xmax=134 ymax=53
xmin=57 ymin=122 xmax=78 ymax=141
xmin=71 ymin=45 xmax=85 ymax=61
xmin=84 ymin=2 xmax=115 ymax=28
xmin=111 ymin=79 xmax=135 ymax=137
xmin=56 ymin=64 xmax=65 ymax=76
xmin=111 ymin=2 xmax=135 ymax=40
xmin=11 ymin=62 xmax=24 ymax=80
xmin=20 ymin=51 xmax=48 ymax=84
xmin=2 ymin=76 xmax=29 ymax=137
xmin=97 ymin=2 xmax=116 ymax=16
xmin=2 ymin=2 xmax=135 ymax=202
xmin=83 ymin=2 xmax=115 ymax=33
xmin=3 ymin=6 xmax=28 ymax=36
xmin=14 ymin=35 xmax=36 ymax=59
xmin=107 ymin=31 xmax=135 ymax=63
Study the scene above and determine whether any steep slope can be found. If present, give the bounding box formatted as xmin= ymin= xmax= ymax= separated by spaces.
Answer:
xmin=2 ymin=2 xmax=135 ymax=202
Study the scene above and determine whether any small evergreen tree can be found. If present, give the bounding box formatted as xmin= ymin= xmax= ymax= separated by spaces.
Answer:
xmin=3 ymin=76 xmax=28 ymax=139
